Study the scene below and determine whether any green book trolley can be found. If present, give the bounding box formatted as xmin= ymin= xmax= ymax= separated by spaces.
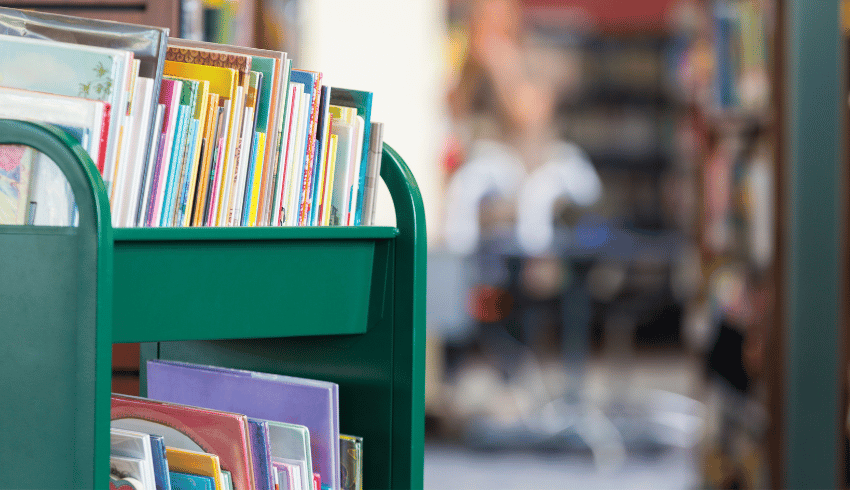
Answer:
xmin=0 ymin=118 xmax=426 ymax=490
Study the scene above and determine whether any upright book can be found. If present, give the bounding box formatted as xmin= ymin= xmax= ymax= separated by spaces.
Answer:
xmin=147 ymin=359 xmax=340 ymax=490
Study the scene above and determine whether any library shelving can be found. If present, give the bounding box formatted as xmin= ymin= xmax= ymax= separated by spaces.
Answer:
xmin=0 ymin=118 xmax=426 ymax=490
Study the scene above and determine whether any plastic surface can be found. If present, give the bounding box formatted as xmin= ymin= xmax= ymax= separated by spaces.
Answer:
xmin=0 ymin=119 xmax=113 ymax=489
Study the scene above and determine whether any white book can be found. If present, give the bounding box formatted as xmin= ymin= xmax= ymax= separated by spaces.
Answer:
xmin=208 ymin=98 xmax=232 ymax=226
xmin=330 ymin=120 xmax=356 ymax=227
xmin=110 ymin=428 xmax=157 ymax=490
xmin=137 ymin=103 xmax=165 ymax=227
xmin=217 ymin=84 xmax=245 ymax=226
xmin=345 ymin=115 xmax=365 ymax=226
xmin=285 ymin=88 xmax=311 ymax=226
xmin=150 ymin=79 xmax=182 ymax=228
xmin=272 ymin=84 xmax=298 ymax=227
xmin=113 ymin=76 xmax=153 ymax=228
xmin=230 ymin=106 xmax=255 ymax=226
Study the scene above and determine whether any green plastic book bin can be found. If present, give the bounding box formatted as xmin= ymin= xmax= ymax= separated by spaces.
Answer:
xmin=0 ymin=118 xmax=425 ymax=490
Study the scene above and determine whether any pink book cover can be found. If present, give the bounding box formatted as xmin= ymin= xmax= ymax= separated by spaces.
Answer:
xmin=149 ymin=78 xmax=181 ymax=226
xmin=291 ymin=69 xmax=321 ymax=225
xmin=96 ymin=103 xmax=111 ymax=175
xmin=111 ymin=394 xmax=256 ymax=490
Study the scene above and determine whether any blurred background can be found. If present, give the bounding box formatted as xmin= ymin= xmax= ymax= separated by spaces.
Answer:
xmin=79 ymin=0 xmax=839 ymax=487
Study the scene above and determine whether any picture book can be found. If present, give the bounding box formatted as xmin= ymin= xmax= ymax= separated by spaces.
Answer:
xmin=170 ymin=472 xmax=216 ymax=490
xmin=328 ymin=88 xmax=373 ymax=225
xmin=110 ymin=428 xmax=157 ymax=490
xmin=146 ymin=360 xmax=340 ymax=490
xmin=111 ymin=394 xmax=255 ymax=490
xmin=0 ymin=6 xmax=168 ymax=179
xmin=290 ymin=70 xmax=322 ymax=226
xmin=148 ymin=434 xmax=172 ymax=490
xmin=339 ymin=435 xmax=362 ymax=490
xmin=0 ymin=144 xmax=36 ymax=225
xmin=166 ymin=447 xmax=224 ymax=490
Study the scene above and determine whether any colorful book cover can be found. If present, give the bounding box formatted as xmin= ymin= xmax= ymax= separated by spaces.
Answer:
xmin=266 ymin=420 xmax=313 ymax=490
xmin=273 ymin=82 xmax=299 ymax=226
xmin=160 ymin=103 xmax=190 ymax=226
xmin=329 ymin=119 xmax=356 ymax=227
xmin=284 ymin=87 xmax=311 ymax=226
xmin=147 ymin=360 xmax=340 ymax=490
xmin=162 ymin=76 xmax=198 ymax=226
xmin=247 ymin=419 xmax=275 ymax=490
xmin=339 ymin=435 xmax=362 ymax=490
xmin=232 ymin=70 xmax=262 ymax=226
xmin=111 ymin=394 xmax=255 ymax=490
xmin=204 ymin=102 xmax=229 ymax=226
xmin=329 ymin=88 xmax=373 ymax=225
xmin=0 ymin=33 xmax=133 ymax=190
xmin=137 ymin=103 xmax=164 ymax=226
xmin=193 ymin=94 xmax=221 ymax=226
xmin=110 ymin=428 xmax=157 ymax=490
xmin=0 ymin=7 xmax=169 ymax=190
xmin=290 ymin=70 xmax=322 ymax=225
xmin=0 ymin=145 xmax=36 ymax=225
xmin=321 ymin=134 xmax=339 ymax=226
xmin=307 ymin=86 xmax=331 ymax=226
xmin=148 ymin=434 xmax=172 ymax=490
xmin=245 ymin=132 xmax=266 ymax=226
xmin=148 ymin=78 xmax=182 ymax=226
xmin=166 ymin=46 xmax=251 ymax=78
xmin=165 ymin=38 xmax=288 ymax=226
xmin=0 ymin=86 xmax=109 ymax=173
xmin=166 ymin=447 xmax=224 ymax=490
xmin=265 ymin=57 xmax=293 ymax=226
xmin=170 ymin=471 xmax=215 ymax=490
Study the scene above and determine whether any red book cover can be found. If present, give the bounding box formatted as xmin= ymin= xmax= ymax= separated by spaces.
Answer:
xmin=313 ymin=472 xmax=320 ymax=490
xmin=290 ymin=69 xmax=322 ymax=225
xmin=111 ymin=394 xmax=256 ymax=490
xmin=96 ymin=102 xmax=111 ymax=175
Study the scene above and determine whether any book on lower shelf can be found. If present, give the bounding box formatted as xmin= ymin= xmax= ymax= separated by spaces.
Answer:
xmin=0 ymin=7 xmax=385 ymax=229
xmin=110 ymin=360 xmax=363 ymax=490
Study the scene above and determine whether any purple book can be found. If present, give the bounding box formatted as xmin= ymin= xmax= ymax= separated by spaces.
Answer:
xmin=146 ymin=360 xmax=340 ymax=490
xmin=247 ymin=418 xmax=275 ymax=490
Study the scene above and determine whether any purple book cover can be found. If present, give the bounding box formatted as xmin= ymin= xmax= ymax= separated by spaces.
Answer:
xmin=147 ymin=360 xmax=340 ymax=490
xmin=248 ymin=418 xmax=275 ymax=490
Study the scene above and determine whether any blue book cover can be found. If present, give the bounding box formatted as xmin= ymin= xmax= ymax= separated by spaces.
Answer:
xmin=161 ymin=103 xmax=189 ymax=226
xmin=170 ymin=471 xmax=214 ymax=490
xmin=148 ymin=434 xmax=172 ymax=490
xmin=177 ymin=118 xmax=201 ymax=226
xmin=309 ymin=85 xmax=331 ymax=226
xmin=329 ymin=87 xmax=372 ymax=225
xmin=247 ymin=418 xmax=276 ymax=490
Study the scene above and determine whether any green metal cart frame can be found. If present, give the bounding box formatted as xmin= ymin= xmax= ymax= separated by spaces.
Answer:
xmin=0 ymin=118 xmax=426 ymax=490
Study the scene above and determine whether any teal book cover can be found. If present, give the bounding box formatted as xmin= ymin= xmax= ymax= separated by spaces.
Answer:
xmin=169 ymin=471 xmax=214 ymax=490
xmin=160 ymin=103 xmax=189 ymax=226
xmin=177 ymin=118 xmax=201 ymax=225
xmin=163 ymin=77 xmax=199 ymax=226
xmin=329 ymin=87 xmax=373 ymax=225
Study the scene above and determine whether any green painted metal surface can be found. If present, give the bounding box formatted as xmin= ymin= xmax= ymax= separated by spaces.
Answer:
xmin=137 ymin=143 xmax=426 ymax=489
xmin=113 ymin=228 xmax=394 ymax=343
xmin=784 ymin=2 xmax=843 ymax=487
xmin=0 ymin=120 xmax=113 ymax=489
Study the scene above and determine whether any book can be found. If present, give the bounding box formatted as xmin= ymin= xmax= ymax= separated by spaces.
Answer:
xmin=147 ymin=360 xmax=340 ymax=490
xmin=147 ymin=78 xmax=183 ymax=227
xmin=0 ymin=7 xmax=168 ymax=184
xmin=110 ymin=427 xmax=157 ymax=490
xmin=266 ymin=420 xmax=313 ymax=490
xmin=328 ymin=88 xmax=373 ymax=225
xmin=290 ymin=70 xmax=322 ymax=226
xmin=361 ymin=122 xmax=384 ymax=226
xmin=149 ymin=434 xmax=173 ymax=490
xmin=166 ymin=446 xmax=223 ymax=489
xmin=247 ymin=418 xmax=276 ymax=490
xmin=0 ymin=86 xmax=110 ymax=174
xmin=113 ymin=77 xmax=155 ymax=227
xmin=170 ymin=471 xmax=216 ymax=490
xmin=111 ymin=394 xmax=256 ymax=490
xmin=0 ymin=144 xmax=33 ymax=225
xmin=0 ymin=33 xmax=134 ymax=194
xmin=339 ymin=435 xmax=362 ymax=490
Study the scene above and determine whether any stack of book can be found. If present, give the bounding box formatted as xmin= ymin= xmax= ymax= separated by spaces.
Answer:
xmin=0 ymin=7 xmax=384 ymax=228
xmin=110 ymin=360 xmax=362 ymax=490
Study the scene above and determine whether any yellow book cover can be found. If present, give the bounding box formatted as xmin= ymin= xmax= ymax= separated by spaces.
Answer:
xmin=322 ymin=134 xmax=339 ymax=226
xmin=247 ymin=132 xmax=266 ymax=226
xmin=181 ymin=79 xmax=210 ymax=226
xmin=165 ymin=447 xmax=225 ymax=490
xmin=164 ymin=60 xmax=239 ymax=227
xmin=193 ymin=92 xmax=221 ymax=226
xmin=329 ymin=105 xmax=356 ymax=125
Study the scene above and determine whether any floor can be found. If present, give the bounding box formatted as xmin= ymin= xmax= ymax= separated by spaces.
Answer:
xmin=424 ymin=353 xmax=707 ymax=490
